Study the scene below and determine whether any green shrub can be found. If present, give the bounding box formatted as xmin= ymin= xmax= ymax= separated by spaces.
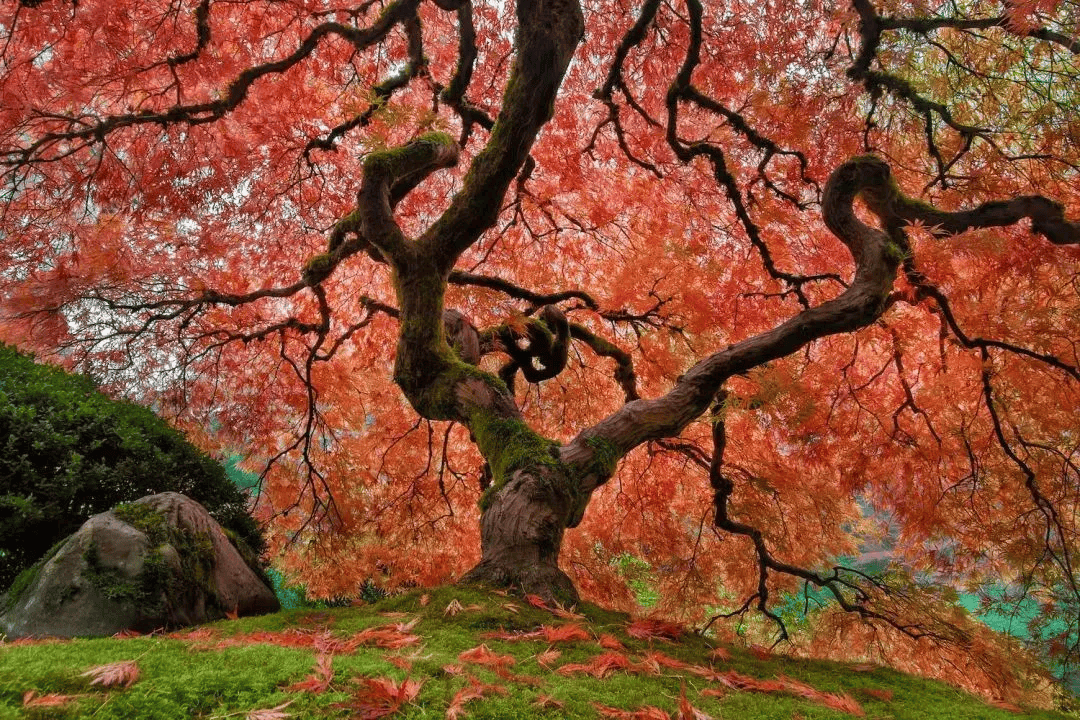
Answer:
xmin=0 ymin=343 xmax=266 ymax=590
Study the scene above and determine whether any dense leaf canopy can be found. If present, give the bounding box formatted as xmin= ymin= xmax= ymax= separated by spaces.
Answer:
xmin=1 ymin=0 xmax=1078 ymax=701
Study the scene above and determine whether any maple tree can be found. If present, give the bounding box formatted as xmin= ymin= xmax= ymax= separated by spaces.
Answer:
xmin=2 ymin=0 xmax=1079 ymax=694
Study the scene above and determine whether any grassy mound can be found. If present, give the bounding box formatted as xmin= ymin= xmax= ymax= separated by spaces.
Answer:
xmin=0 ymin=586 xmax=1067 ymax=719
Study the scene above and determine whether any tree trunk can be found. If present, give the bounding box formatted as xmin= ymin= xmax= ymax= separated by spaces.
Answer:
xmin=459 ymin=464 xmax=580 ymax=605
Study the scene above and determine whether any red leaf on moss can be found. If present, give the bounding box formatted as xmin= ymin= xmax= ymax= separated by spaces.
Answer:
xmin=111 ymin=629 xmax=144 ymax=638
xmin=446 ymin=676 xmax=508 ymax=719
xmin=592 ymin=702 xmax=672 ymax=719
xmin=333 ymin=676 xmax=423 ymax=719
xmin=23 ymin=691 xmax=78 ymax=707
xmin=534 ymin=693 xmax=564 ymax=709
xmin=345 ymin=624 xmax=422 ymax=650
xmin=285 ymin=653 xmax=333 ymax=694
xmin=626 ymin=618 xmax=683 ymax=642
xmin=598 ymin=634 xmax=625 ymax=650
xmin=458 ymin=644 xmax=516 ymax=669
xmin=678 ymin=685 xmax=713 ymax=719
xmin=710 ymin=670 xmax=864 ymax=717
xmin=484 ymin=623 xmax=589 ymax=643
xmin=708 ymin=646 xmax=731 ymax=662
xmin=168 ymin=627 xmax=218 ymax=641
xmin=80 ymin=660 xmax=140 ymax=688
xmin=557 ymin=651 xmax=635 ymax=679
xmin=525 ymin=593 xmax=549 ymax=610
xmin=537 ymin=648 xmax=562 ymax=668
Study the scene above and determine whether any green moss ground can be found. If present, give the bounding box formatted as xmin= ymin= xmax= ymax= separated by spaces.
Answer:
xmin=0 ymin=586 xmax=1069 ymax=719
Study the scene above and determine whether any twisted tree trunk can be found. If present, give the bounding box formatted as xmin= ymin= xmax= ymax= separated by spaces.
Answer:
xmin=460 ymin=464 xmax=580 ymax=604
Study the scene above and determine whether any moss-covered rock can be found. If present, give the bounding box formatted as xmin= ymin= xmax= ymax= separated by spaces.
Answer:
xmin=0 ymin=343 xmax=266 ymax=592
xmin=0 ymin=493 xmax=278 ymax=639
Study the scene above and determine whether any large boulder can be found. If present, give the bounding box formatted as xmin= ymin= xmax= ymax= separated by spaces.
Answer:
xmin=0 ymin=492 xmax=279 ymax=639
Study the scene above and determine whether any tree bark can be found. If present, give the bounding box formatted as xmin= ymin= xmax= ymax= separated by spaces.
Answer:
xmin=459 ymin=465 xmax=580 ymax=605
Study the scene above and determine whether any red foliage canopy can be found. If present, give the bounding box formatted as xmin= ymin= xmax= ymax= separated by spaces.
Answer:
xmin=2 ymin=0 xmax=1079 ymax=699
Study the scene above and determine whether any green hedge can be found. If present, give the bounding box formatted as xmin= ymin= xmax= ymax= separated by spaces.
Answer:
xmin=0 ymin=343 xmax=265 ymax=590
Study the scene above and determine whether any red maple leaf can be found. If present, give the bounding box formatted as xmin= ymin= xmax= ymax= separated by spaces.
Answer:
xmin=592 ymin=702 xmax=673 ymax=719
xmin=285 ymin=653 xmax=333 ymax=694
xmin=80 ymin=660 xmax=140 ymax=689
xmin=458 ymin=644 xmax=516 ymax=669
xmin=332 ymin=676 xmax=424 ymax=720
xmin=626 ymin=618 xmax=683 ymax=642
xmin=557 ymin=651 xmax=635 ymax=679
xmin=598 ymin=634 xmax=626 ymax=650
xmin=445 ymin=676 xmax=508 ymax=719
xmin=23 ymin=691 xmax=78 ymax=708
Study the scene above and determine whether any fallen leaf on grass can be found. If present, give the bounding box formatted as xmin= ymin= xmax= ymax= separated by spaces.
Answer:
xmin=708 ymin=670 xmax=865 ymax=717
xmin=533 ymin=694 xmax=564 ymax=710
xmin=111 ymin=629 xmax=144 ymax=639
xmin=678 ymin=684 xmax=713 ymax=719
xmin=525 ymin=594 xmax=550 ymax=610
xmin=484 ymin=623 xmax=590 ymax=644
xmin=387 ymin=648 xmax=433 ymax=671
xmin=444 ymin=599 xmax=483 ymax=616
xmin=294 ymin=611 xmax=331 ymax=625
xmin=458 ymin=644 xmax=516 ymax=669
xmin=446 ymin=676 xmax=508 ymax=719
xmin=80 ymin=660 xmax=140 ymax=688
xmin=168 ymin=627 xmax=218 ymax=641
xmin=285 ymin=653 xmax=333 ymax=694
xmin=557 ymin=651 xmax=635 ymax=679
xmin=598 ymin=634 xmax=625 ymax=650
xmin=333 ymin=676 xmax=424 ymax=720
xmin=536 ymin=648 xmax=562 ymax=668
xmin=862 ymin=688 xmax=893 ymax=702
xmin=246 ymin=700 xmax=294 ymax=719
xmin=419 ymin=594 xmax=430 ymax=607
xmin=592 ymin=701 xmax=671 ymax=719
xmin=749 ymin=645 xmax=772 ymax=660
xmin=501 ymin=602 xmax=521 ymax=614
xmin=549 ymin=603 xmax=586 ymax=621
xmin=23 ymin=691 xmax=78 ymax=708
xmin=626 ymin=618 xmax=683 ymax=642
xmin=708 ymin=646 xmax=730 ymax=662
xmin=345 ymin=624 xmax=422 ymax=651
xmin=523 ymin=594 xmax=584 ymax=620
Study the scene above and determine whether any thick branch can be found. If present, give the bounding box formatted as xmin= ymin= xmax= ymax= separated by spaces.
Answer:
xmin=416 ymin=0 xmax=584 ymax=269
xmin=561 ymin=155 xmax=1077 ymax=492
xmin=357 ymin=132 xmax=461 ymax=264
